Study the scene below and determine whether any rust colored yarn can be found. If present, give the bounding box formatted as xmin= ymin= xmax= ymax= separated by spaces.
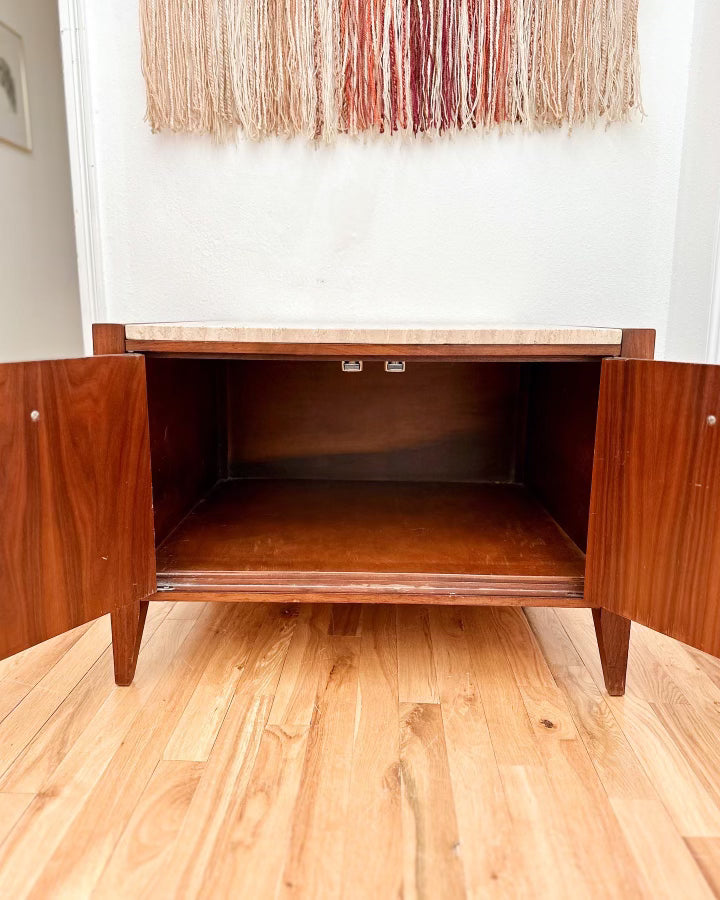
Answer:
xmin=140 ymin=0 xmax=643 ymax=141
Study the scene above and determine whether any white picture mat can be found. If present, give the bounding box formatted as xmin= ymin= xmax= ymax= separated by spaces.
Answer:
xmin=0 ymin=21 xmax=31 ymax=151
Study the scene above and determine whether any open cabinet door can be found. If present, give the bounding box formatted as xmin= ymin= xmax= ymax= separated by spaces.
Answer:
xmin=586 ymin=359 xmax=720 ymax=656
xmin=0 ymin=356 xmax=156 ymax=662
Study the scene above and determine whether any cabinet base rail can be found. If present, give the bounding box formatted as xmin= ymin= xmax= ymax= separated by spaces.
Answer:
xmin=156 ymin=571 xmax=586 ymax=600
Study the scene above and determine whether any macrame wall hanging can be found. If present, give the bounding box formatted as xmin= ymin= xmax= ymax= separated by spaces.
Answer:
xmin=140 ymin=0 xmax=641 ymax=141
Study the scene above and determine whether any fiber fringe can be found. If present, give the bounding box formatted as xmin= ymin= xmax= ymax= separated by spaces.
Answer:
xmin=140 ymin=0 xmax=642 ymax=140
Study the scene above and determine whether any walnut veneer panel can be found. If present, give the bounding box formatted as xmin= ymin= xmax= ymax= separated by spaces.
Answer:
xmin=586 ymin=359 xmax=720 ymax=656
xmin=0 ymin=357 xmax=156 ymax=660
xmin=227 ymin=361 xmax=524 ymax=483
xmin=145 ymin=358 xmax=226 ymax=544
xmin=525 ymin=361 xmax=602 ymax=552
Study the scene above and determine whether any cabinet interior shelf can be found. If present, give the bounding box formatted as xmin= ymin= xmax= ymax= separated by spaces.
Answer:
xmin=156 ymin=479 xmax=586 ymax=600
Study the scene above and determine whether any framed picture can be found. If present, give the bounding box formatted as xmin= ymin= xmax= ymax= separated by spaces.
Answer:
xmin=0 ymin=21 xmax=31 ymax=151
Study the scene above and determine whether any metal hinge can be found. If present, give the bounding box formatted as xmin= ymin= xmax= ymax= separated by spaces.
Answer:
xmin=341 ymin=360 xmax=363 ymax=372
xmin=384 ymin=360 xmax=406 ymax=373
xmin=156 ymin=584 xmax=175 ymax=593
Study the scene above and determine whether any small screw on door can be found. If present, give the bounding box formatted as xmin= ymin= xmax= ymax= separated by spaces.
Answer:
xmin=30 ymin=410 xmax=40 ymax=422
xmin=708 ymin=415 xmax=717 ymax=426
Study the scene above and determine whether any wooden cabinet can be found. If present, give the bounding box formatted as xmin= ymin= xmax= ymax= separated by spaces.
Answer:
xmin=3 ymin=323 xmax=719 ymax=697
xmin=0 ymin=355 xmax=156 ymax=684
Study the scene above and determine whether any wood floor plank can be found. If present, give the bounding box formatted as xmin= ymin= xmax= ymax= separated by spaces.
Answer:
xmin=632 ymin=626 xmax=720 ymax=709
xmin=686 ymin=838 xmax=720 ymax=897
xmin=201 ymin=724 xmax=309 ymax=898
xmin=397 ymin=606 xmax=439 ymax=704
xmin=497 ymin=763 xmax=579 ymax=900
xmin=0 ymin=687 xmax=71 ymax=786
xmin=1 ymin=601 xmax=720 ymax=898
xmin=467 ymin=609 xmax=593 ymax=897
xmin=608 ymin=800 xmax=715 ymax=899
xmin=491 ymin=608 xmax=558 ymax=690
xmin=0 ymin=680 xmax=33 ymax=727
xmin=561 ymin=608 xmax=689 ymax=704
xmin=494 ymin=608 xmax=644 ymax=898
xmin=329 ymin=604 xmax=362 ymax=636
xmin=524 ymin=607 xmax=585 ymax=670
xmin=18 ymin=616 xmax=111 ymax=698
xmin=624 ymin=641 xmax=690 ymax=705
xmin=528 ymin=610 xmax=715 ymax=896
xmin=463 ymin=608 xmax=540 ymax=767
xmin=342 ymin=606 xmax=402 ymax=899
xmin=553 ymin=664 xmax=657 ymax=803
xmin=280 ymin=636 xmax=360 ymax=899
xmin=399 ymin=702 xmax=465 ymax=900
xmin=93 ymin=760 xmax=204 ymax=899
xmin=167 ymin=602 xmax=207 ymax=620
xmin=268 ymin=605 xmax=333 ymax=727
xmin=26 ymin=606 xmax=242 ymax=899
xmin=0 ymin=623 xmax=92 ymax=685
xmin=0 ymin=618 xmax=115 ymax=781
xmin=0 ymin=793 xmax=35 ymax=850
xmin=154 ymin=606 xmax=298 ymax=899
xmin=527 ymin=608 xmax=659 ymax=802
xmin=531 ymin=733 xmax=644 ymax=897
xmin=492 ymin=609 xmax=577 ymax=741
xmin=689 ymin=649 xmax=720 ymax=695
xmin=163 ymin=605 xmax=265 ymax=761
xmin=428 ymin=607 xmax=514 ymax=895
xmin=560 ymin=610 xmax=720 ymax=837
xmin=650 ymin=703 xmax=720 ymax=813
xmin=1 ymin=601 xmax=174 ymax=793
xmin=0 ymin=614 xmax=197 ymax=898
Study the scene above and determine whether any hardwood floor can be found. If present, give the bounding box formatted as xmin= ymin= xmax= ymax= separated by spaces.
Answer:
xmin=0 ymin=602 xmax=719 ymax=898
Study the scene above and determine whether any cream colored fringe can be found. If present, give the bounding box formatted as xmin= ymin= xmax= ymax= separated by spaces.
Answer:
xmin=140 ymin=0 xmax=642 ymax=140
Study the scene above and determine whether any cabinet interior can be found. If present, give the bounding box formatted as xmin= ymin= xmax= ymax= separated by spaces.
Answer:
xmin=144 ymin=357 xmax=602 ymax=597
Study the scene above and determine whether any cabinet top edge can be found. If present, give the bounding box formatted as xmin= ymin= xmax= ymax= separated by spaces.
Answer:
xmin=123 ymin=323 xmax=624 ymax=346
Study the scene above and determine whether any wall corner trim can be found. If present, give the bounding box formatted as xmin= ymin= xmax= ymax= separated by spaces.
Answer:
xmin=58 ymin=0 xmax=104 ymax=355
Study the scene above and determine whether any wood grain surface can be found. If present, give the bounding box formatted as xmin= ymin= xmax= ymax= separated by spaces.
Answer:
xmin=586 ymin=359 xmax=720 ymax=657
xmin=124 ymin=340 xmax=622 ymax=361
xmin=111 ymin=601 xmax=150 ymax=686
xmin=0 ymin=602 xmax=718 ymax=896
xmin=144 ymin=358 xmax=226 ymax=544
xmin=620 ymin=328 xmax=656 ymax=359
xmin=0 ymin=357 xmax=156 ymax=661
xmin=227 ymin=360 xmax=525 ymax=483
xmin=156 ymin=480 xmax=586 ymax=601
xmin=525 ymin=361 xmax=602 ymax=551
xmin=585 ymin=330 xmax=656 ymax=695
xmin=91 ymin=324 xmax=126 ymax=355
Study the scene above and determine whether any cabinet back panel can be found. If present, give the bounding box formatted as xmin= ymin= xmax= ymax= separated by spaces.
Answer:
xmin=146 ymin=358 xmax=226 ymax=544
xmin=226 ymin=361 xmax=524 ymax=483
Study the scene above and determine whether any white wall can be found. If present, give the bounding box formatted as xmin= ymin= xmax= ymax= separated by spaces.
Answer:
xmin=0 ymin=0 xmax=83 ymax=362
xmin=666 ymin=0 xmax=720 ymax=362
xmin=85 ymin=1 xmax=695 ymax=357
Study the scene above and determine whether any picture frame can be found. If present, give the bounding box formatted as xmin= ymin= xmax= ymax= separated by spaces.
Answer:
xmin=0 ymin=20 xmax=31 ymax=152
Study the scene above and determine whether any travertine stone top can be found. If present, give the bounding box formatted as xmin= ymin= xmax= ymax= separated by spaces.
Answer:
xmin=125 ymin=323 xmax=623 ymax=346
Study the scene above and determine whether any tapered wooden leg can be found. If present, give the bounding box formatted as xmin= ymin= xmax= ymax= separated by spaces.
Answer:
xmin=592 ymin=608 xmax=631 ymax=696
xmin=111 ymin=600 xmax=150 ymax=686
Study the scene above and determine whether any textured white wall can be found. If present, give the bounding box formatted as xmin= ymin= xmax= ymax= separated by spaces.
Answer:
xmin=86 ymin=1 xmax=694 ymax=357
xmin=666 ymin=0 xmax=720 ymax=362
xmin=0 ymin=0 xmax=82 ymax=362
